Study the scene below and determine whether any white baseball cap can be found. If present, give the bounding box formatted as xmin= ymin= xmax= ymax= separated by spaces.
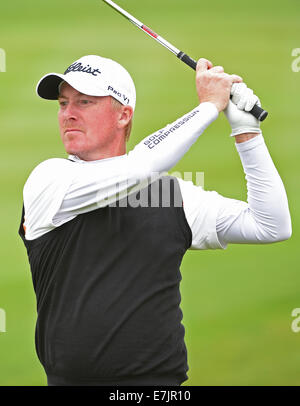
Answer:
xmin=36 ymin=55 xmax=136 ymax=110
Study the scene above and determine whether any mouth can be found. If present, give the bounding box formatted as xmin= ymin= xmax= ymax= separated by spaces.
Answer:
xmin=64 ymin=128 xmax=84 ymax=135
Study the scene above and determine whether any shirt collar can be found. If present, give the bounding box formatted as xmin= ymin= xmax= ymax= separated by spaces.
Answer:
xmin=68 ymin=154 xmax=127 ymax=164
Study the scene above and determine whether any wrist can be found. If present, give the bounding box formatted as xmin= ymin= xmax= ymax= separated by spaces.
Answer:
xmin=234 ymin=133 xmax=260 ymax=144
xmin=199 ymin=101 xmax=219 ymax=116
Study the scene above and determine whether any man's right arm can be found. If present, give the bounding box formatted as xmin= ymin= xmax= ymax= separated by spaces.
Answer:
xmin=23 ymin=102 xmax=218 ymax=240
xmin=23 ymin=59 xmax=239 ymax=240
xmin=126 ymin=58 xmax=242 ymax=179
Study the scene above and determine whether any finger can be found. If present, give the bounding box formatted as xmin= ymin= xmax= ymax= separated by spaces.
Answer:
xmin=209 ymin=66 xmax=224 ymax=74
xmin=230 ymin=74 xmax=243 ymax=83
xmin=245 ymin=94 xmax=259 ymax=112
xmin=237 ymin=88 xmax=254 ymax=110
xmin=196 ymin=58 xmax=213 ymax=73
xmin=231 ymin=82 xmax=247 ymax=96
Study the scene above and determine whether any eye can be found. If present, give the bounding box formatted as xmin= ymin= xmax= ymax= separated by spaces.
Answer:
xmin=59 ymin=100 xmax=68 ymax=107
xmin=80 ymin=99 xmax=91 ymax=105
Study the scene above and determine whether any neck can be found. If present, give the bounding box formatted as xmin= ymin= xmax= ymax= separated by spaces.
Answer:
xmin=76 ymin=146 xmax=126 ymax=161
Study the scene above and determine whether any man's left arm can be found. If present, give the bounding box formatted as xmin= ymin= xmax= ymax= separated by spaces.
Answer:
xmin=216 ymin=133 xmax=292 ymax=247
xmin=179 ymin=84 xmax=292 ymax=250
xmin=217 ymin=83 xmax=292 ymax=245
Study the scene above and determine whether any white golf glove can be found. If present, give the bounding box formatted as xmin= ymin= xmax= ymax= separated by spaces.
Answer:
xmin=224 ymin=83 xmax=262 ymax=137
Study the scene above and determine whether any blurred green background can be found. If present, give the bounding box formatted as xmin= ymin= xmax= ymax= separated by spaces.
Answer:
xmin=0 ymin=0 xmax=300 ymax=386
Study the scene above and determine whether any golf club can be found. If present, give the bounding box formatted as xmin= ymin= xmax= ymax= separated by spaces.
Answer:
xmin=101 ymin=0 xmax=268 ymax=121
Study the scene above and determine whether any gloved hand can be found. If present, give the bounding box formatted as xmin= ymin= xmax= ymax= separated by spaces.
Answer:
xmin=224 ymin=83 xmax=262 ymax=137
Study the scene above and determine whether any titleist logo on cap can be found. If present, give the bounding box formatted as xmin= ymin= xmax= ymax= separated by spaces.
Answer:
xmin=64 ymin=62 xmax=101 ymax=76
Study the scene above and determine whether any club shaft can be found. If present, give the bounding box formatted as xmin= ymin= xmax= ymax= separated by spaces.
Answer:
xmin=102 ymin=0 xmax=268 ymax=121
xmin=102 ymin=0 xmax=180 ymax=55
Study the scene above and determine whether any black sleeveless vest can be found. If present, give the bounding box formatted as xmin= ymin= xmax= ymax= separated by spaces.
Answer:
xmin=19 ymin=175 xmax=192 ymax=385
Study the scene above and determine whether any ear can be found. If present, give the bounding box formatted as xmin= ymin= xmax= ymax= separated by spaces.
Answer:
xmin=117 ymin=105 xmax=133 ymax=129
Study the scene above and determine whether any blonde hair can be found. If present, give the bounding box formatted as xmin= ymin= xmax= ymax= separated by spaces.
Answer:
xmin=110 ymin=97 xmax=133 ymax=142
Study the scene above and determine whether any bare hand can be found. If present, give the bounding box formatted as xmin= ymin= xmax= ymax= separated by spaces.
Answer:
xmin=195 ymin=58 xmax=243 ymax=112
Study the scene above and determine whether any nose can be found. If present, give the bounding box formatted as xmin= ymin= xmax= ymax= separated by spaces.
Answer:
xmin=61 ymin=102 xmax=78 ymax=121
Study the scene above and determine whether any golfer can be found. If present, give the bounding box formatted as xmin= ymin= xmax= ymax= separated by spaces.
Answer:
xmin=19 ymin=55 xmax=291 ymax=386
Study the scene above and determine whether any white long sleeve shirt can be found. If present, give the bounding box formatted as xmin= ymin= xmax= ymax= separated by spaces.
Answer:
xmin=22 ymin=102 xmax=292 ymax=248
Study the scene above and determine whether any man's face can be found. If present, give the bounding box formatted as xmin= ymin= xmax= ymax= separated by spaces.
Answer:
xmin=58 ymin=82 xmax=122 ymax=160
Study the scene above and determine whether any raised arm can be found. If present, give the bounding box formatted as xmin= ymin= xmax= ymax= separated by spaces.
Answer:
xmin=23 ymin=59 xmax=245 ymax=240
xmin=127 ymin=58 xmax=242 ymax=178
xmin=179 ymin=82 xmax=291 ymax=250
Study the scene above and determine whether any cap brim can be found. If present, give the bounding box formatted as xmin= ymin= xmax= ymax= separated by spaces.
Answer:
xmin=36 ymin=73 xmax=66 ymax=100
xmin=36 ymin=72 xmax=109 ymax=100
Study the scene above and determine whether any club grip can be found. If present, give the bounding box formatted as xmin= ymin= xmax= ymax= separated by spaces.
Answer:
xmin=177 ymin=51 xmax=268 ymax=122
xmin=177 ymin=51 xmax=197 ymax=70
xmin=249 ymin=103 xmax=268 ymax=121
